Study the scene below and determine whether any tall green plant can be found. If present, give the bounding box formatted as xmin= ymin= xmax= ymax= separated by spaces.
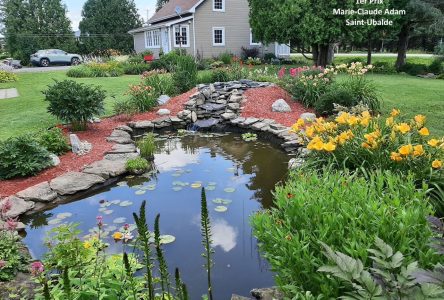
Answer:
xmin=154 ymin=214 xmax=171 ymax=299
xmin=133 ymin=201 xmax=155 ymax=299
xmin=137 ymin=133 xmax=156 ymax=159
xmin=173 ymin=55 xmax=198 ymax=93
xmin=200 ymin=188 xmax=214 ymax=300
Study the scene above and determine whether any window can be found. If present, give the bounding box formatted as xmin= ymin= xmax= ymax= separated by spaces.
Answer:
xmin=250 ymin=29 xmax=260 ymax=45
xmin=212 ymin=27 xmax=225 ymax=46
xmin=174 ymin=25 xmax=190 ymax=47
xmin=213 ymin=0 xmax=225 ymax=12
xmin=145 ymin=29 xmax=161 ymax=48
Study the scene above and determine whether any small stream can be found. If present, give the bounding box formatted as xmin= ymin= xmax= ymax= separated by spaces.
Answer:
xmin=22 ymin=132 xmax=290 ymax=299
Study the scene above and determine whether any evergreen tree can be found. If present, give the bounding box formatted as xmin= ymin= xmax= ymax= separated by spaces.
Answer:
xmin=1 ymin=0 xmax=75 ymax=64
xmin=79 ymin=0 xmax=142 ymax=53
xmin=156 ymin=0 xmax=169 ymax=12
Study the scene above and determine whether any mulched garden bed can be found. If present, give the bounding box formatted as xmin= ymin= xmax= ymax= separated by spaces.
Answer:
xmin=0 ymin=86 xmax=308 ymax=198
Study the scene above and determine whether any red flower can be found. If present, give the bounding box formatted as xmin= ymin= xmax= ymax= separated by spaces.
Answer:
xmin=278 ymin=67 xmax=286 ymax=79
xmin=0 ymin=260 xmax=6 ymax=269
xmin=5 ymin=218 xmax=18 ymax=231
xmin=1 ymin=197 xmax=12 ymax=215
xmin=30 ymin=261 xmax=44 ymax=276
xmin=287 ymin=193 xmax=294 ymax=199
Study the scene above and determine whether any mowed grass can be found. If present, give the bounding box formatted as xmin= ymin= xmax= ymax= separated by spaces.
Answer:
xmin=0 ymin=71 xmax=140 ymax=140
xmin=0 ymin=70 xmax=443 ymax=140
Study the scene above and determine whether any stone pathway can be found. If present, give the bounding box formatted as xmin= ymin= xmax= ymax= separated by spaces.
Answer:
xmin=0 ymin=88 xmax=19 ymax=99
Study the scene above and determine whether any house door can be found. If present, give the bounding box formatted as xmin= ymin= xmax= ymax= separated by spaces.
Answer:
xmin=162 ymin=29 xmax=170 ymax=54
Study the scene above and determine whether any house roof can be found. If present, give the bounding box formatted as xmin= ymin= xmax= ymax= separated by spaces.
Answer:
xmin=149 ymin=0 xmax=203 ymax=24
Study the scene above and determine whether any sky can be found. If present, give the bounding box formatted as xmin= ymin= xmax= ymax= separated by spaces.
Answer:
xmin=64 ymin=0 xmax=156 ymax=31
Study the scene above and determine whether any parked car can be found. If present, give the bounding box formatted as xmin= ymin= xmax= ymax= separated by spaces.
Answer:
xmin=30 ymin=49 xmax=82 ymax=67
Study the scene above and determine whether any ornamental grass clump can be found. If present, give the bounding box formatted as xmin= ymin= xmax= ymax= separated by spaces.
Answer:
xmin=251 ymin=170 xmax=438 ymax=298
xmin=291 ymin=109 xmax=444 ymax=213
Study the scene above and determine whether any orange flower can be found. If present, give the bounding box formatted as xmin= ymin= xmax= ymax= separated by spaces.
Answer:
xmin=386 ymin=117 xmax=394 ymax=127
xmin=413 ymin=145 xmax=425 ymax=157
xmin=399 ymin=144 xmax=413 ymax=156
xmin=391 ymin=109 xmax=400 ymax=117
xmin=418 ymin=127 xmax=430 ymax=136
xmin=323 ymin=142 xmax=336 ymax=152
xmin=396 ymin=123 xmax=411 ymax=134
xmin=390 ymin=152 xmax=403 ymax=162
xmin=414 ymin=115 xmax=426 ymax=126
xmin=112 ymin=232 xmax=123 ymax=241
xmin=428 ymin=139 xmax=440 ymax=147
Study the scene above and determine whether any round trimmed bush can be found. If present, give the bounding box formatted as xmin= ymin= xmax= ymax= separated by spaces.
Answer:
xmin=43 ymin=80 xmax=106 ymax=131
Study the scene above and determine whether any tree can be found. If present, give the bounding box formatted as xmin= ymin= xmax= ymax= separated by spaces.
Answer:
xmin=248 ymin=0 xmax=386 ymax=67
xmin=1 ymin=0 xmax=75 ymax=64
xmin=156 ymin=0 xmax=169 ymax=12
xmin=79 ymin=0 xmax=142 ymax=53
xmin=392 ymin=0 xmax=443 ymax=70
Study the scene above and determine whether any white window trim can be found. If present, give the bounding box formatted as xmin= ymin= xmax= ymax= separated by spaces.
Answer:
xmin=250 ymin=29 xmax=261 ymax=46
xmin=144 ymin=29 xmax=161 ymax=49
xmin=213 ymin=0 xmax=225 ymax=12
xmin=212 ymin=27 xmax=225 ymax=47
xmin=173 ymin=24 xmax=190 ymax=48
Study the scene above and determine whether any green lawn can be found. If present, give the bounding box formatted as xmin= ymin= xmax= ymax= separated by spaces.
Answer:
xmin=0 ymin=71 xmax=443 ymax=140
xmin=0 ymin=72 xmax=140 ymax=140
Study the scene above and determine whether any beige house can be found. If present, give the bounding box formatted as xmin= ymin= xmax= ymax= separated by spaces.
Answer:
xmin=128 ymin=0 xmax=290 ymax=59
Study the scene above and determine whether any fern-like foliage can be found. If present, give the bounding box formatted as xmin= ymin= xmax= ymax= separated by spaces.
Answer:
xmin=201 ymin=188 xmax=214 ymax=300
xmin=155 ymin=214 xmax=171 ymax=299
xmin=319 ymin=237 xmax=444 ymax=299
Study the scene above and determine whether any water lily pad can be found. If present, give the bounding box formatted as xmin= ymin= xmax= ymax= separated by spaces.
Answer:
xmin=224 ymin=188 xmax=236 ymax=193
xmin=173 ymin=181 xmax=186 ymax=187
xmin=191 ymin=183 xmax=202 ymax=189
xmin=119 ymin=224 xmax=137 ymax=232
xmin=48 ymin=218 xmax=62 ymax=225
xmin=146 ymin=184 xmax=156 ymax=191
xmin=212 ymin=198 xmax=224 ymax=204
xmin=214 ymin=206 xmax=228 ymax=213
xmin=100 ymin=202 xmax=112 ymax=208
xmin=135 ymin=190 xmax=146 ymax=195
xmin=113 ymin=217 xmax=127 ymax=224
xmin=172 ymin=187 xmax=183 ymax=192
xmin=104 ymin=210 xmax=113 ymax=215
xmin=208 ymin=182 xmax=217 ymax=186
xmin=106 ymin=225 xmax=117 ymax=232
xmin=221 ymin=199 xmax=233 ymax=205
xmin=98 ymin=207 xmax=107 ymax=212
xmin=226 ymin=167 xmax=236 ymax=173
xmin=56 ymin=212 xmax=72 ymax=219
xmin=120 ymin=201 xmax=133 ymax=207
xmin=117 ymin=182 xmax=128 ymax=187
xmin=172 ymin=173 xmax=182 ymax=177
xmin=205 ymin=186 xmax=216 ymax=191
xmin=159 ymin=235 xmax=176 ymax=244
xmin=110 ymin=200 xmax=121 ymax=205
xmin=131 ymin=185 xmax=143 ymax=190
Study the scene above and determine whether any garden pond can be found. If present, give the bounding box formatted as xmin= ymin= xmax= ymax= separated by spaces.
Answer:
xmin=22 ymin=132 xmax=290 ymax=299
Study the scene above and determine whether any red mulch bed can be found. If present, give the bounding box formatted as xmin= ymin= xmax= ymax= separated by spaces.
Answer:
xmin=242 ymin=86 xmax=314 ymax=127
xmin=0 ymin=86 xmax=309 ymax=198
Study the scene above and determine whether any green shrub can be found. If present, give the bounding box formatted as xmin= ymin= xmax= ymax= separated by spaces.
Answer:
xmin=0 ymin=70 xmax=18 ymax=83
xmin=121 ymin=62 xmax=152 ymax=75
xmin=126 ymin=157 xmax=149 ymax=173
xmin=241 ymin=47 xmax=260 ymax=59
xmin=399 ymin=63 xmax=429 ymax=76
xmin=137 ymin=133 xmax=156 ymax=159
xmin=218 ymin=52 xmax=232 ymax=65
xmin=197 ymin=71 xmax=214 ymax=84
xmin=372 ymin=61 xmax=397 ymax=74
xmin=437 ymin=73 xmax=444 ymax=80
xmin=315 ymin=76 xmax=381 ymax=115
xmin=0 ymin=135 xmax=53 ymax=179
xmin=43 ymin=80 xmax=106 ymax=131
xmin=113 ymin=99 xmax=137 ymax=120
xmin=264 ymin=53 xmax=277 ymax=62
xmin=0 ymin=229 xmax=29 ymax=281
xmin=127 ymin=55 xmax=144 ymax=64
xmin=251 ymin=170 xmax=437 ymax=297
xmin=143 ymin=74 xmax=175 ymax=97
xmin=435 ymin=43 xmax=444 ymax=55
xmin=172 ymin=55 xmax=197 ymax=93
xmin=66 ymin=65 xmax=92 ymax=78
xmin=428 ymin=57 xmax=444 ymax=74
xmin=211 ymin=68 xmax=230 ymax=82
xmin=245 ymin=57 xmax=262 ymax=65
xmin=150 ymin=52 xmax=180 ymax=72
xmin=38 ymin=127 xmax=70 ymax=155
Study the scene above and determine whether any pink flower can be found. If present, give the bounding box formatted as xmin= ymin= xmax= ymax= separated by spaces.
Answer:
xmin=278 ymin=67 xmax=286 ymax=79
xmin=0 ymin=260 xmax=6 ymax=269
xmin=96 ymin=216 xmax=103 ymax=228
xmin=5 ymin=218 xmax=18 ymax=231
xmin=30 ymin=261 xmax=44 ymax=276
xmin=123 ymin=224 xmax=130 ymax=231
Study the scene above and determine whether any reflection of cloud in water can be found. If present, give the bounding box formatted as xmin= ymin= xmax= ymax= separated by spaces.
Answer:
xmin=229 ymin=175 xmax=249 ymax=186
xmin=211 ymin=219 xmax=238 ymax=252
xmin=155 ymin=148 xmax=200 ymax=172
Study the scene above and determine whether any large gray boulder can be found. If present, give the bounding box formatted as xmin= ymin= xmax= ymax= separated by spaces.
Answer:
xmin=300 ymin=112 xmax=317 ymax=122
xmin=157 ymin=95 xmax=171 ymax=105
xmin=0 ymin=196 xmax=35 ymax=219
xmin=272 ymin=99 xmax=292 ymax=113
xmin=251 ymin=287 xmax=283 ymax=300
xmin=50 ymin=172 xmax=105 ymax=195
xmin=16 ymin=182 xmax=57 ymax=202
xmin=106 ymin=130 xmax=133 ymax=144
xmin=83 ymin=159 xmax=127 ymax=179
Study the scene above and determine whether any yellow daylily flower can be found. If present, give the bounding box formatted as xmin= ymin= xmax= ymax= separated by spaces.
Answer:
xmin=112 ymin=232 xmax=123 ymax=241
xmin=418 ymin=127 xmax=430 ymax=136
xmin=399 ymin=144 xmax=413 ymax=156
xmin=323 ymin=142 xmax=336 ymax=152
xmin=386 ymin=117 xmax=394 ymax=127
xmin=391 ymin=109 xmax=400 ymax=117
xmin=428 ymin=139 xmax=440 ymax=147
xmin=390 ymin=152 xmax=403 ymax=162
xmin=413 ymin=145 xmax=425 ymax=157
xmin=414 ymin=115 xmax=426 ymax=126
xmin=83 ymin=241 xmax=92 ymax=249
xmin=432 ymin=160 xmax=442 ymax=169
xmin=396 ymin=123 xmax=411 ymax=134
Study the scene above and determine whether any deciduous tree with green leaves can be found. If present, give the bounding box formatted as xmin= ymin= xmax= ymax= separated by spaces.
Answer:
xmin=79 ymin=0 xmax=142 ymax=53
xmin=156 ymin=0 xmax=169 ymax=12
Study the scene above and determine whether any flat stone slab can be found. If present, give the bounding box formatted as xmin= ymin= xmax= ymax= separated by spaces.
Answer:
xmin=50 ymin=172 xmax=105 ymax=195
xmin=0 ymin=88 xmax=19 ymax=99
xmin=106 ymin=143 xmax=137 ymax=154
xmin=104 ymin=152 xmax=139 ymax=161
xmin=16 ymin=182 xmax=57 ymax=203
xmin=83 ymin=159 xmax=127 ymax=179
xmin=128 ymin=121 xmax=154 ymax=129
xmin=0 ymin=196 xmax=35 ymax=219
xmin=194 ymin=118 xmax=221 ymax=129
xmin=231 ymin=295 xmax=252 ymax=300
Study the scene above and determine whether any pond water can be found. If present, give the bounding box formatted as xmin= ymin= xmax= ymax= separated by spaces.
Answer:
xmin=22 ymin=132 xmax=290 ymax=299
